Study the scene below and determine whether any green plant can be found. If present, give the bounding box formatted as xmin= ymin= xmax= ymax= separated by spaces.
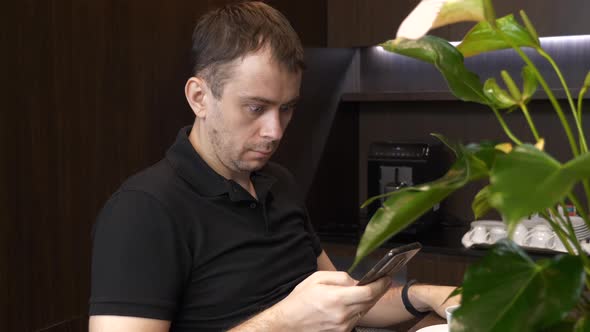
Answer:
xmin=349 ymin=0 xmax=590 ymax=330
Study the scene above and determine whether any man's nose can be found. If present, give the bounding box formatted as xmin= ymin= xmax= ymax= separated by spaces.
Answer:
xmin=259 ymin=110 xmax=284 ymax=141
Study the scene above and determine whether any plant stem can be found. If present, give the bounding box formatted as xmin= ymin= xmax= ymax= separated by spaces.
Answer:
xmin=576 ymin=106 xmax=588 ymax=151
xmin=559 ymin=208 xmax=590 ymax=290
xmin=542 ymin=209 xmax=590 ymax=290
xmin=567 ymin=193 xmax=590 ymax=231
xmin=491 ymin=106 xmax=523 ymax=145
xmin=578 ymin=87 xmax=587 ymax=131
xmin=494 ymin=29 xmax=579 ymax=157
xmin=542 ymin=210 xmax=576 ymax=254
xmin=538 ymin=49 xmax=579 ymax=116
xmin=559 ymin=205 xmax=582 ymax=253
xmin=538 ymin=49 xmax=589 ymax=154
xmin=519 ymin=103 xmax=540 ymax=141
xmin=518 ymin=51 xmax=578 ymax=156
xmin=576 ymin=88 xmax=590 ymax=211
xmin=549 ymin=206 xmax=590 ymax=287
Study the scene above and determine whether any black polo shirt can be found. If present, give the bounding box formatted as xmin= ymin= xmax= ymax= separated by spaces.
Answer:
xmin=89 ymin=126 xmax=323 ymax=331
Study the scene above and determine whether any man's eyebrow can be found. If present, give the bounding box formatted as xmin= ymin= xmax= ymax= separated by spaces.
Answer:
xmin=240 ymin=95 xmax=300 ymax=106
xmin=284 ymin=96 xmax=300 ymax=106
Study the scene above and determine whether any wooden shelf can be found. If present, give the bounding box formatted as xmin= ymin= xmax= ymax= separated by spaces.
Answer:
xmin=342 ymin=91 xmax=456 ymax=102
xmin=341 ymin=89 xmax=589 ymax=102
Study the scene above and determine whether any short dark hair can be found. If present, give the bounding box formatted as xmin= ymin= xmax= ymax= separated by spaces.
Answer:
xmin=191 ymin=1 xmax=305 ymax=99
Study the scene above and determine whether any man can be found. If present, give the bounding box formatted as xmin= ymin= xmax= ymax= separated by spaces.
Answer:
xmin=89 ymin=2 xmax=458 ymax=331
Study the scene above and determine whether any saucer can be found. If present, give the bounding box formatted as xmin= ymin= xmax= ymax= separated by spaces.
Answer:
xmin=471 ymin=220 xmax=504 ymax=228
xmin=417 ymin=324 xmax=448 ymax=332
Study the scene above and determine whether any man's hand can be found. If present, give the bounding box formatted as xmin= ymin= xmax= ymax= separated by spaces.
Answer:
xmin=274 ymin=271 xmax=392 ymax=332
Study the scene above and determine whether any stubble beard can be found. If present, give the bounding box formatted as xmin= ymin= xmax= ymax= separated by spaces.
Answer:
xmin=206 ymin=104 xmax=278 ymax=174
xmin=208 ymin=126 xmax=271 ymax=174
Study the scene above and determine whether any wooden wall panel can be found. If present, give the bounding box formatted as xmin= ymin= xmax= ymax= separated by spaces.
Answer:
xmin=327 ymin=0 xmax=419 ymax=47
xmin=327 ymin=0 xmax=590 ymax=47
xmin=4 ymin=1 xmax=327 ymax=331
xmin=268 ymin=0 xmax=327 ymax=46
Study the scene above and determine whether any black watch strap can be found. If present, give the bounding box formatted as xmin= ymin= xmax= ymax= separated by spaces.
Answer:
xmin=402 ymin=279 xmax=430 ymax=318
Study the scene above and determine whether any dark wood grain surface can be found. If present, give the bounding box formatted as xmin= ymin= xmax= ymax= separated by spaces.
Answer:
xmin=3 ymin=1 xmax=327 ymax=331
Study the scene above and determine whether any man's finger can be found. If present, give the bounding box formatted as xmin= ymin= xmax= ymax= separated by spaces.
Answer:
xmin=310 ymin=271 xmax=356 ymax=286
xmin=335 ymin=277 xmax=392 ymax=305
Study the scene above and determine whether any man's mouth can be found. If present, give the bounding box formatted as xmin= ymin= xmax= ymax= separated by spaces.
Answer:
xmin=252 ymin=150 xmax=272 ymax=155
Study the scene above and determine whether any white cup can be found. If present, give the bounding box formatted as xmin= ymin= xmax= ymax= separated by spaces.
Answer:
xmin=469 ymin=225 xmax=490 ymax=244
xmin=512 ymin=224 xmax=528 ymax=245
xmin=524 ymin=224 xmax=556 ymax=249
xmin=489 ymin=227 xmax=507 ymax=243
xmin=446 ymin=304 xmax=460 ymax=328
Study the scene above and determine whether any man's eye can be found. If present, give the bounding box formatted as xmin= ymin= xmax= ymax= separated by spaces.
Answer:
xmin=248 ymin=105 xmax=264 ymax=113
xmin=280 ymin=104 xmax=296 ymax=113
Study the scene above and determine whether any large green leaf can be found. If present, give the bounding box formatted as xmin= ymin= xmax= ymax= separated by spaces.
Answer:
xmin=441 ymin=136 xmax=499 ymax=183
xmin=574 ymin=316 xmax=590 ymax=332
xmin=457 ymin=14 xmax=540 ymax=57
xmin=484 ymin=78 xmax=517 ymax=109
xmin=487 ymin=145 xmax=590 ymax=230
xmin=450 ymin=240 xmax=585 ymax=332
xmin=541 ymin=320 xmax=576 ymax=332
xmin=483 ymin=66 xmax=537 ymax=111
xmin=522 ymin=65 xmax=538 ymax=101
xmin=380 ymin=36 xmax=490 ymax=105
xmin=465 ymin=141 xmax=500 ymax=170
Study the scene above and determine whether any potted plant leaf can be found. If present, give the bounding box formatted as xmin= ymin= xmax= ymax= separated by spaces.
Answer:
xmin=349 ymin=0 xmax=590 ymax=330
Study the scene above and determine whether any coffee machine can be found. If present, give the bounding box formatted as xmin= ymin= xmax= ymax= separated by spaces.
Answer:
xmin=366 ymin=141 xmax=448 ymax=235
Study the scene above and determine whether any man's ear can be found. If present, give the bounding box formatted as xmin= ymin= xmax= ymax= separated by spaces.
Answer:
xmin=185 ymin=77 xmax=209 ymax=119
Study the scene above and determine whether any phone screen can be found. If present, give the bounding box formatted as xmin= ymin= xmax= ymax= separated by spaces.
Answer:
xmin=356 ymin=242 xmax=422 ymax=286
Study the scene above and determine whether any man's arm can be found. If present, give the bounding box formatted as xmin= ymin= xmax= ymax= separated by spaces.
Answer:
xmin=89 ymin=316 xmax=170 ymax=332
xmin=317 ymin=250 xmax=338 ymax=271
xmin=358 ymin=282 xmax=459 ymax=327
xmin=317 ymin=250 xmax=459 ymax=328
xmin=229 ymin=269 xmax=392 ymax=332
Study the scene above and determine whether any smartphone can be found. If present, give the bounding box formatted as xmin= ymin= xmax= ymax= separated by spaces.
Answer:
xmin=356 ymin=242 xmax=422 ymax=286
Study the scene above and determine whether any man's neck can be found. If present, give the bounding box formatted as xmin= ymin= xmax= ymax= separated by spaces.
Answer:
xmin=188 ymin=125 xmax=257 ymax=199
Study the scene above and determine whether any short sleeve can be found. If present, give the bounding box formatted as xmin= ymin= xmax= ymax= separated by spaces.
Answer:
xmin=303 ymin=206 xmax=323 ymax=257
xmin=89 ymin=190 xmax=190 ymax=320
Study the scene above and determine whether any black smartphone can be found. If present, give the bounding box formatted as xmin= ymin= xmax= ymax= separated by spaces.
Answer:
xmin=356 ymin=242 xmax=422 ymax=286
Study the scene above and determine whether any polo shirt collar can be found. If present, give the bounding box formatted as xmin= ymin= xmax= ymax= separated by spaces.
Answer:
xmin=166 ymin=126 xmax=276 ymax=201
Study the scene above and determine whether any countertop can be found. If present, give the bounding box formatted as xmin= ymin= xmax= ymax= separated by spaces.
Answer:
xmin=319 ymin=222 xmax=565 ymax=260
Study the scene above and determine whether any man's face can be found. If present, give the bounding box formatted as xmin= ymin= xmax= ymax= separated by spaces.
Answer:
xmin=202 ymin=47 xmax=301 ymax=176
